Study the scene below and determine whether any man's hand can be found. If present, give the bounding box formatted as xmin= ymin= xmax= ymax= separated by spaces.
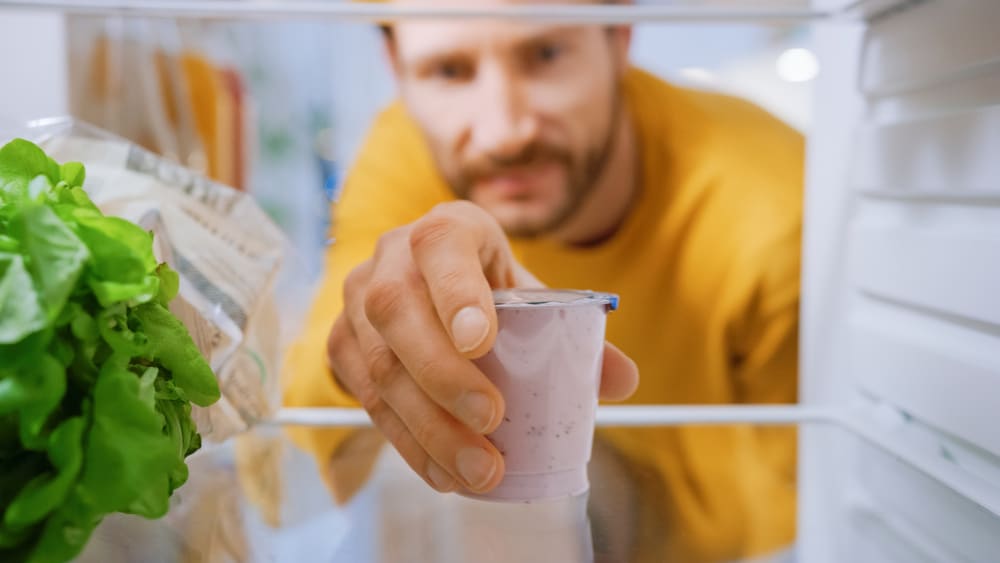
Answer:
xmin=327 ymin=201 xmax=639 ymax=494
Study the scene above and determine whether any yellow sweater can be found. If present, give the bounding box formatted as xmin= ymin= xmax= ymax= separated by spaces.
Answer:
xmin=283 ymin=67 xmax=803 ymax=562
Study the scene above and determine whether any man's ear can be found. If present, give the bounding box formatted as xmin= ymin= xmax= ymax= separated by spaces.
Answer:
xmin=610 ymin=25 xmax=632 ymax=73
xmin=381 ymin=26 xmax=403 ymax=81
xmin=607 ymin=0 xmax=633 ymax=72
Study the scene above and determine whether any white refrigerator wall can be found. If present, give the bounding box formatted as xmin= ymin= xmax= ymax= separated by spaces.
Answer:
xmin=797 ymin=17 xmax=866 ymax=563
xmin=0 ymin=11 xmax=67 ymax=124
xmin=800 ymin=0 xmax=1000 ymax=561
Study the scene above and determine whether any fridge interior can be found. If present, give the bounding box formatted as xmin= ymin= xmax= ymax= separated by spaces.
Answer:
xmin=0 ymin=0 xmax=997 ymax=561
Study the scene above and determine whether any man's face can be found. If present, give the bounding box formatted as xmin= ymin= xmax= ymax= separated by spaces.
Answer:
xmin=389 ymin=1 xmax=629 ymax=237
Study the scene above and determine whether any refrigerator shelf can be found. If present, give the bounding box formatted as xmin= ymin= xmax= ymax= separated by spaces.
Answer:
xmin=0 ymin=0 xmax=914 ymax=23
xmin=273 ymin=401 xmax=1000 ymax=520
xmin=271 ymin=404 xmax=841 ymax=428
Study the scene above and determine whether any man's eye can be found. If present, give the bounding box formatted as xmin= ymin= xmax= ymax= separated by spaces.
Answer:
xmin=531 ymin=43 xmax=563 ymax=65
xmin=434 ymin=61 xmax=472 ymax=81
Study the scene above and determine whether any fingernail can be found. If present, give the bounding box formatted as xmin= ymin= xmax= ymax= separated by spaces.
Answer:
xmin=426 ymin=461 xmax=456 ymax=492
xmin=451 ymin=306 xmax=489 ymax=353
xmin=456 ymin=447 xmax=497 ymax=491
xmin=456 ymin=391 xmax=496 ymax=433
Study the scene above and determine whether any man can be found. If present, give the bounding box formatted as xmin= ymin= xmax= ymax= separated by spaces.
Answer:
xmin=284 ymin=1 xmax=803 ymax=561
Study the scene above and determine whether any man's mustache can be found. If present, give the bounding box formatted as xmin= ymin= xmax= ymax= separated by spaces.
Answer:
xmin=460 ymin=143 xmax=572 ymax=185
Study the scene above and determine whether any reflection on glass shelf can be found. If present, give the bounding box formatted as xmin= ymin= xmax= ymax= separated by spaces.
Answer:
xmin=73 ymin=422 xmax=834 ymax=563
xmin=76 ymin=411 xmax=998 ymax=563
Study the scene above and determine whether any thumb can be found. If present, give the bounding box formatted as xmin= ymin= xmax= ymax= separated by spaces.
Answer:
xmin=599 ymin=341 xmax=639 ymax=401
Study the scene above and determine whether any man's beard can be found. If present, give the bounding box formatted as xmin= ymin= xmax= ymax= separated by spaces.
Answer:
xmin=443 ymin=93 xmax=624 ymax=238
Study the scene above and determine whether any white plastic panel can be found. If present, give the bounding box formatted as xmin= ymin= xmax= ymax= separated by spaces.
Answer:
xmin=860 ymin=0 xmax=1000 ymax=97
xmin=848 ymin=203 xmax=1000 ymax=327
xmin=0 ymin=10 xmax=67 ymax=122
xmin=854 ymin=105 xmax=1000 ymax=198
xmin=847 ymin=505 xmax=962 ymax=563
xmin=840 ymin=0 xmax=1000 ymax=480
xmin=811 ymin=0 xmax=909 ymax=18
xmin=801 ymin=0 xmax=1000 ymax=560
xmin=870 ymin=66 xmax=1000 ymax=123
xmin=848 ymin=295 xmax=1000 ymax=457
xmin=855 ymin=442 xmax=1000 ymax=562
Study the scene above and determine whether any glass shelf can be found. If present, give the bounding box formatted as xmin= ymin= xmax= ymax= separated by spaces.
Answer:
xmin=0 ymin=0 xmax=908 ymax=24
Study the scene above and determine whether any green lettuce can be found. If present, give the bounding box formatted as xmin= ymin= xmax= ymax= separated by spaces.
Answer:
xmin=0 ymin=139 xmax=220 ymax=562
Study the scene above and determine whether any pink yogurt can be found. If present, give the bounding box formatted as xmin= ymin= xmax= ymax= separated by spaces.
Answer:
xmin=468 ymin=289 xmax=618 ymax=502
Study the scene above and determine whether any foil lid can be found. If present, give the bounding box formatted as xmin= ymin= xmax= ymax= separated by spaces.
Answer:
xmin=492 ymin=288 xmax=619 ymax=311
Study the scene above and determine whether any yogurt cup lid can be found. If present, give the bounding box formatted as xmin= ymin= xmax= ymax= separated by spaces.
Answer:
xmin=492 ymin=288 xmax=618 ymax=311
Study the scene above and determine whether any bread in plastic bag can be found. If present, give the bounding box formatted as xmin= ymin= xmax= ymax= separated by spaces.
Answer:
xmin=20 ymin=116 xmax=289 ymax=443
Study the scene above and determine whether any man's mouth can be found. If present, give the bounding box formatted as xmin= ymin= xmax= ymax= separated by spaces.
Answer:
xmin=474 ymin=160 xmax=564 ymax=199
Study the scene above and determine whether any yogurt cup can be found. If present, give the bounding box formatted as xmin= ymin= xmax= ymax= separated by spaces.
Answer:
xmin=466 ymin=289 xmax=618 ymax=502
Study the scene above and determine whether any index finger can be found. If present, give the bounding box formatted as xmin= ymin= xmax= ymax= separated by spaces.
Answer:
xmin=407 ymin=201 xmax=518 ymax=359
xmin=363 ymin=237 xmax=506 ymax=436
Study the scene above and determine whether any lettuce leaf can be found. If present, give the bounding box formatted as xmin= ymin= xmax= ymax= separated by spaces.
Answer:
xmin=0 ymin=139 xmax=220 ymax=563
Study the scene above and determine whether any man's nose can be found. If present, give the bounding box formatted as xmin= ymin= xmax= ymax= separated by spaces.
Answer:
xmin=470 ymin=63 xmax=539 ymax=159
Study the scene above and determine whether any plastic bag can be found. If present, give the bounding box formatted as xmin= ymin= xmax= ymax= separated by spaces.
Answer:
xmin=12 ymin=117 xmax=290 ymax=443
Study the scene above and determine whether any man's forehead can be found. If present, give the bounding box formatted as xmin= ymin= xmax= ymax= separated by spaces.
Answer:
xmin=395 ymin=23 xmax=578 ymax=60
